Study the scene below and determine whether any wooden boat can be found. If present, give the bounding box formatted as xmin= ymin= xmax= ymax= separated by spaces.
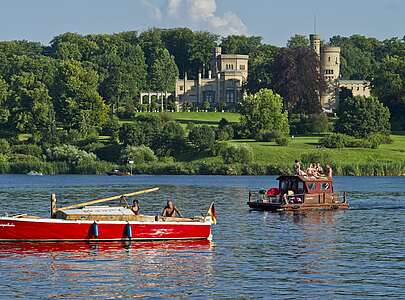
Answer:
xmin=0 ymin=188 xmax=216 ymax=242
xmin=247 ymin=175 xmax=348 ymax=212
xmin=106 ymin=169 xmax=132 ymax=176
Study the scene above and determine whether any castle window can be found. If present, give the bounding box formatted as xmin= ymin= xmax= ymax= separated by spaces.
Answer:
xmin=226 ymin=91 xmax=235 ymax=103
xmin=328 ymin=57 xmax=331 ymax=62
xmin=357 ymin=86 xmax=360 ymax=91
xmin=240 ymin=65 xmax=245 ymax=70
xmin=179 ymin=85 xmax=184 ymax=91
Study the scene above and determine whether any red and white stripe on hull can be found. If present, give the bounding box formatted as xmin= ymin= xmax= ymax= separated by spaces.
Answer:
xmin=0 ymin=218 xmax=212 ymax=242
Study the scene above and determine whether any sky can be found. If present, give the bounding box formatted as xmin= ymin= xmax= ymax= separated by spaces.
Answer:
xmin=0 ymin=0 xmax=404 ymax=45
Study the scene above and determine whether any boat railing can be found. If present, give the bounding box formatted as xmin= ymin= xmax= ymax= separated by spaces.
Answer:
xmin=333 ymin=192 xmax=348 ymax=204
xmin=248 ymin=190 xmax=281 ymax=204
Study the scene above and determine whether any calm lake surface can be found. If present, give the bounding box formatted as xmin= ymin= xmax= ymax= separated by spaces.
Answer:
xmin=0 ymin=175 xmax=404 ymax=299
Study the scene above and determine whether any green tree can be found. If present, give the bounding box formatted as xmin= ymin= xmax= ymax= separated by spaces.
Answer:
xmin=152 ymin=121 xmax=185 ymax=156
xmin=221 ymin=35 xmax=262 ymax=54
xmin=8 ymin=72 xmax=54 ymax=144
xmin=246 ymin=44 xmax=279 ymax=93
xmin=119 ymin=123 xmax=145 ymax=146
xmin=120 ymin=145 xmax=157 ymax=164
xmin=335 ymin=96 xmax=391 ymax=138
xmin=150 ymin=48 xmax=179 ymax=93
xmin=287 ymin=35 xmax=309 ymax=48
xmin=53 ymin=60 xmax=108 ymax=134
xmin=188 ymin=125 xmax=216 ymax=151
xmin=373 ymin=55 xmax=405 ymax=130
xmin=0 ymin=77 xmax=9 ymax=125
xmin=240 ymin=89 xmax=289 ymax=137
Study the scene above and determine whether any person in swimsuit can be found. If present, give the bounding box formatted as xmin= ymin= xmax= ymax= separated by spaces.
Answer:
xmin=162 ymin=200 xmax=182 ymax=218
xmin=131 ymin=199 xmax=140 ymax=215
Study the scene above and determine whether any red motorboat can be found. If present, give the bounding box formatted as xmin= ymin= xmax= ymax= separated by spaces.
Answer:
xmin=0 ymin=188 xmax=216 ymax=242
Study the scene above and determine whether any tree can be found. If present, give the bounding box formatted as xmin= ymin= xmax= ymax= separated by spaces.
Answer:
xmin=53 ymin=60 xmax=108 ymax=134
xmin=160 ymin=28 xmax=195 ymax=77
xmin=0 ymin=77 xmax=9 ymax=125
xmin=119 ymin=123 xmax=145 ymax=146
xmin=287 ymin=35 xmax=309 ymax=49
xmin=188 ymin=125 xmax=216 ymax=151
xmin=221 ymin=35 xmax=262 ymax=54
xmin=335 ymin=96 xmax=391 ymax=138
xmin=152 ymin=121 xmax=185 ymax=156
xmin=120 ymin=145 xmax=157 ymax=164
xmin=150 ymin=48 xmax=179 ymax=93
xmin=329 ymin=35 xmax=380 ymax=80
xmin=8 ymin=72 xmax=54 ymax=144
xmin=240 ymin=89 xmax=289 ymax=137
xmin=271 ymin=47 xmax=326 ymax=114
xmin=220 ymin=143 xmax=253 ymax=164
xmin=373 ymin=55 xmax=405 ymax=130
xmin=246 ymin=44 xmax=279 ymax=93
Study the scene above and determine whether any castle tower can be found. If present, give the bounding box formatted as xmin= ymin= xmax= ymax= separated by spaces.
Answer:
xmin=320 ymin=46 xmax=341 ymax=108
xmin=309 ymin=34 xmax=321 ymax=57
xmin=321 ymin=47 xmax=341 ymax=81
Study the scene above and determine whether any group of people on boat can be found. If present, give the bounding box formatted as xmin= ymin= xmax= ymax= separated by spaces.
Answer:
xmin=128 ymin=198 xmax=182 ymax=218
xmin=294 ymin=160 xmax=333 ymax=178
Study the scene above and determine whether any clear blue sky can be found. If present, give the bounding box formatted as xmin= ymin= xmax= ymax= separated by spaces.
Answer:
xmin=1 ymin=0 xmax=404 ymax=45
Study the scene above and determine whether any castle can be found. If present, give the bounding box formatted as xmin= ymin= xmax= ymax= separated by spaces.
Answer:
xmin=139 ymin=34 xmax=370 ymax=112
xmin=174 ymin=47 xmax=248 ymax=109
xmin=310 ymin=34 xmax=371 ymax=111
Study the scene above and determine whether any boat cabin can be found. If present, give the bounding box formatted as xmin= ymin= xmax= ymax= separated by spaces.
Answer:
xmin=248 ymin=175 xmax=348 ymax=211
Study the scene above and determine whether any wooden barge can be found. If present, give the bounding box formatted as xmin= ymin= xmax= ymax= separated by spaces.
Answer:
xmin=247 ymin=175 xmax=348 ymax=212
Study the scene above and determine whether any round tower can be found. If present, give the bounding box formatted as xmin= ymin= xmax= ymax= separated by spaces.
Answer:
xmin=309 ymin=34 xmax=321 ymax=57
xmin=321 ymin=47 xmax=341 ymax=81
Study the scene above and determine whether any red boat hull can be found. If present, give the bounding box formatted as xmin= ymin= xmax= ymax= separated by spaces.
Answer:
xmin=0 ymin=218 xmax=212 ymax=242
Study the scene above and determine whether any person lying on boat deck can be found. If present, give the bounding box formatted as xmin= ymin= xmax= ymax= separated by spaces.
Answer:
xmin=162 ymin=200 xmax=182 ymax=218
xmin=131 ymin=199 xmax=140 ymax=215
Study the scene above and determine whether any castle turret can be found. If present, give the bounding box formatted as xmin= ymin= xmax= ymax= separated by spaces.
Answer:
xmin=309 ymin=34 xmax=321 ymax=57
xmin=321 ymin=46 xmax=341 ymax=81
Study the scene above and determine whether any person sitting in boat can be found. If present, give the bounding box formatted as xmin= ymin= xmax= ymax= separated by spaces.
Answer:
xmin=326 ymin=165 xmax=333 ymax=178
xmin=131 ymin=199 xmax=140 ymax=215
xmin=316 ymin=163 xmax=324 ymax=176
xmin=162 ymin=200 xmax=182 ymax=218
xmin=306 ymin=163 xmax=316 ymax=176
xmin=294 ymin=160 xmax=306 ymax=176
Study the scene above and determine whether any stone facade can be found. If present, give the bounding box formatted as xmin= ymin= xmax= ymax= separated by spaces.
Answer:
xmin=175 ymin=47 xmax=249 ymax=108
xmin=310 ymin=34 xmax=371 ymax=111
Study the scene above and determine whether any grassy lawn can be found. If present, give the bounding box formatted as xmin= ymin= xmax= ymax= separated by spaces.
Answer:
xmin=137 ymin=112 xmax=240 ymax=125
xmin=227 ymin=135 xmax=405 ymax=165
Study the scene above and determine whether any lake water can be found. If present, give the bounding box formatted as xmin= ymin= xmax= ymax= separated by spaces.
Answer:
xmin=0 ymin=175 xmax=404 ymax=299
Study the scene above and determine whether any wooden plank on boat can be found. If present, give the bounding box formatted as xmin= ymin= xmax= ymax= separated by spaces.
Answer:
xmin=57 ymin=187 xmax=160 ymax=211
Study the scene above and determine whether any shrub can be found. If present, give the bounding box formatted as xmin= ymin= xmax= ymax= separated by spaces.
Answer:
xmin=275 ymin=137 xmax=289 ymax=146
xmin=345 ymin=138 xmax=372 ymax=148
xmin=120 ymin=145 xmax=157 ymax=164
xmin=319 ymin=133 xmax=350 ymax=148
xmin=102 ymin=116 xmax=121 ymax=142
xmin=46 ymin=145 xmax=97 ymax=165
xmin=219 ymin=144 xmax=254 ymax=164
xmin=94 ymin=144 xmax=123 ymax=162
xmin=11 ymin=144 xmax=43 ymax=157
xmin=119 ymin=123 xmax=145 ymax=146
xmin=188 ymin=125 xmax=216 ymax=151
xmin=335 ymin=96 xmax=391 ymax=138
xmin=255 ymin=130 xmax=285 ymax=142
xmin=0 ymin=139 xmax=10 ymax=155
xmin=290 ymin=114 xmax=330 ymax=135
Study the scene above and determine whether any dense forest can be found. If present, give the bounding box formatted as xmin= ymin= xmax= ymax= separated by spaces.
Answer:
xmin=0 ymin=28 xmax=404 ymax=175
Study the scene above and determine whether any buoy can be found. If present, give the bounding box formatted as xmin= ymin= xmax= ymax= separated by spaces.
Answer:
xmin=92 ymin=222 xmax=99 ymax=238
xmin=126 ymin=223 xmax=132 ymax=239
